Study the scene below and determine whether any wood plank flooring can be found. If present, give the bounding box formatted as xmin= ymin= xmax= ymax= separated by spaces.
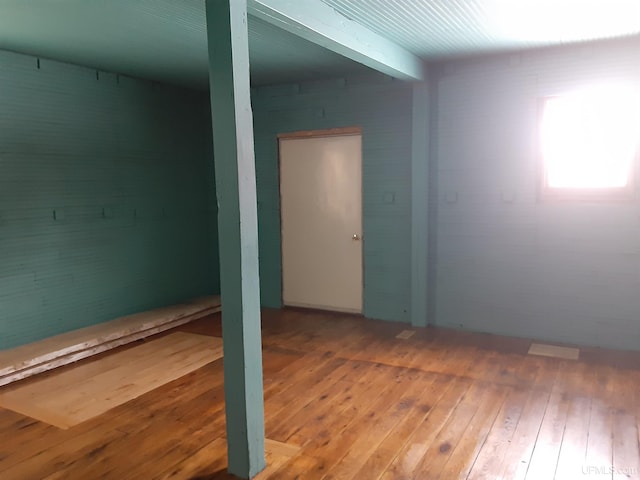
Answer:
xmin=1 ymin=308 xmax=639 ymax=479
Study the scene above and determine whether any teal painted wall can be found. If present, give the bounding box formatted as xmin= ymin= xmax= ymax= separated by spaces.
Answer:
xmin=0 ymin=50 xmax=219 ymax=350
xmin=252 ymin=76 xmax=413 ymax=322
xmin=432 ymin=37 xmax=640 ymax=350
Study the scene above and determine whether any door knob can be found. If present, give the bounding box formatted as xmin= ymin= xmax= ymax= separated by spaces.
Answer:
xmin=352 ymin=234 xmax=361 ymax=241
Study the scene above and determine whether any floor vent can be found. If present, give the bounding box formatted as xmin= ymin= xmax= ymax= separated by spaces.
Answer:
xmin=528 ymin=343 xmax=580 ymax=360
xmin=396 ymin=330 xmax=416 ymax=340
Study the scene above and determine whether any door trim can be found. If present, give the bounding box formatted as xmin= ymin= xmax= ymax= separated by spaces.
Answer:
xmin=277 ymin=129 xmax=364 ymax=313
xmin=277 ymin=126 xmax=362 ymax=140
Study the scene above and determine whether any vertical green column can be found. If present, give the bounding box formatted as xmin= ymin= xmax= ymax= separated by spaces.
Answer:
xmin=411 ymin=80 xmax=430 ymax=328
xmin=205 ymin=0 xmax=266 ymax=478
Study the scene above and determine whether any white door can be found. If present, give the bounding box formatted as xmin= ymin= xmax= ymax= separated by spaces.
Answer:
xmin=280 ymin=133 xmax=363 ymax=313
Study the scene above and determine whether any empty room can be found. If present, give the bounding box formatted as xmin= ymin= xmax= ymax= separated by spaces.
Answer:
xmin=1 ymin=1 xmax=640 ymax=479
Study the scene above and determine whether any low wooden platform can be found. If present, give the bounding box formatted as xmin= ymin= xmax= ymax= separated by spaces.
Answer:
xmin=0 ymin=332 xmax=223 ymax=429
xmin=0 ymin=295 xmax=221 ymax=387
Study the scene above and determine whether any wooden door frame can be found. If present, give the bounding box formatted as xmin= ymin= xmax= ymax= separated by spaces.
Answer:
xmin=277 ymin=126 xmax=364 ymax=313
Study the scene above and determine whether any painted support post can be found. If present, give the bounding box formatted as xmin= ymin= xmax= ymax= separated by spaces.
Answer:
xmin=411 ymin=80 xmax=430 ymax=328
xmin=205 ymin=0 xmax=266 ymax=478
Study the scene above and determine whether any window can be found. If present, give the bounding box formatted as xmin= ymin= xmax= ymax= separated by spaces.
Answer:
xmin=540 ymin=86 xmax=640 ymax=201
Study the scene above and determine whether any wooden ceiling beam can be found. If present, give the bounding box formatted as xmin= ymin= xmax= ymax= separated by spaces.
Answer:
xmin=248 ymin=0 xmax=426 ymax=81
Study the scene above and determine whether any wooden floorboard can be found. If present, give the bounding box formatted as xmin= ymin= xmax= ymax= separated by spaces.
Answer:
xmin=1 ymin=309 xmax=639 ymax=479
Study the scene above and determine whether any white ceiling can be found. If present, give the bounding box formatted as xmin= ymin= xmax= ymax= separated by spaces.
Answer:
xmin=322 ymin=0 xmax=640 ymax=57
xmin=0 ymin=0 xmax=638 ymax=88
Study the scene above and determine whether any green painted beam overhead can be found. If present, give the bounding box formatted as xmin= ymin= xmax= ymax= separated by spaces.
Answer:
xmin=248 ymin=16 xmax=372 ymax=86
xmin=0 ymin=0 xmax=371 ymax=89
xmin=248 ymin=0 xmax=425 ymax=80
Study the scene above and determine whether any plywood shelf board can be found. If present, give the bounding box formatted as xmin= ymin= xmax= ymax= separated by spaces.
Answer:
xmin=0 ymin=332 xmax=224 ymax=429
xmin=0 ymin=295 xmax=221 ymax=387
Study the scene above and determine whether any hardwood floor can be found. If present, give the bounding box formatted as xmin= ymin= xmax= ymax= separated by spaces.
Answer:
xmin=1 ymin=308 xmax=639 ymax=479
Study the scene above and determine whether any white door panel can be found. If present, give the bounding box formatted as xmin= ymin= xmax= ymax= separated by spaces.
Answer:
xmin=280 ymin=134 xmax=363 ymax=313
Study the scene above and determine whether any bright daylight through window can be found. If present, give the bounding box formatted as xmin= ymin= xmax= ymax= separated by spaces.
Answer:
xmin=540 ymin=86 xmax=640 ymax=200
